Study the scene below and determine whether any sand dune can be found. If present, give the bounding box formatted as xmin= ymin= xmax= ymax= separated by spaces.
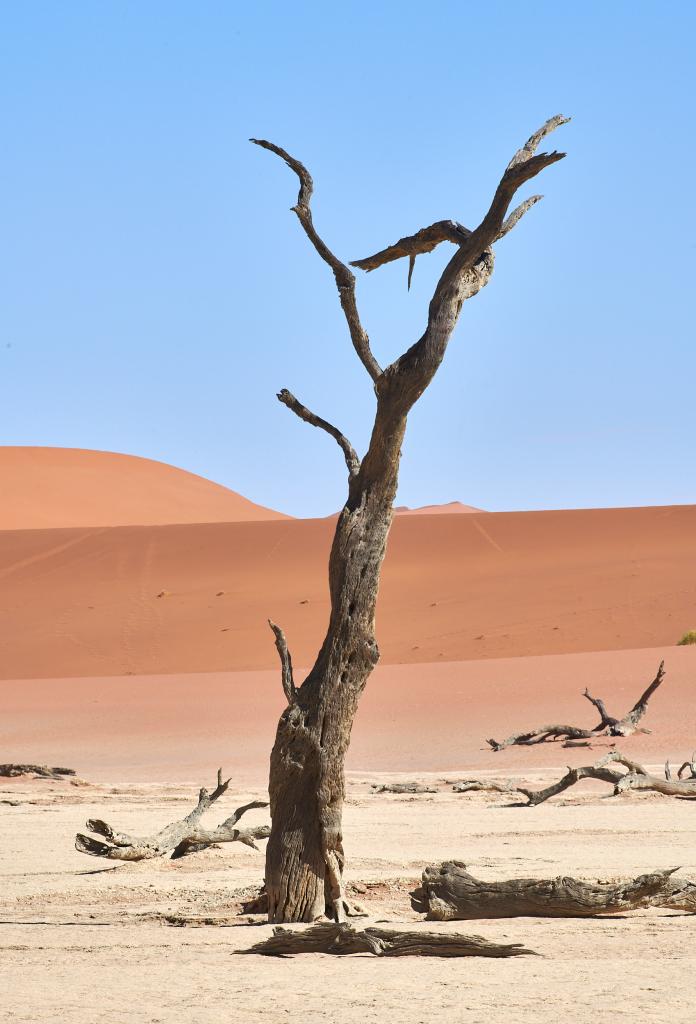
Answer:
xmin=0 ymin=503 xmax=694 ymax=679
xmin=2 ymin=646 xmax=693 ymax=782
xmin=395 ymin=501 xmax=483 ymax=514
xmin=0 ymin=447 xmax=287 ymax=529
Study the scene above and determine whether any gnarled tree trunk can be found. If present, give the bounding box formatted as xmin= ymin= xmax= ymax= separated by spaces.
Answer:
xmin=253 ymin=115 xmax=569 ymax=922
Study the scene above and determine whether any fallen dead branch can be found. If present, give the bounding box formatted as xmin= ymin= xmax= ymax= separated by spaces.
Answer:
xmin=75 ymin=769 xmax=270 ymax=861
xmin=371 ymin=782 xmax=437 ymax=794
xmin=1 ymin=764 xmax=77 ymax=780
xmin=452 ymin=750 xmax=696 ymax=806
xmin=486 ymin=661 xmax=665 ymax=751
xmin=412 ymin=860 xmax=682 ymax=919
xmin=241 ymin=921 xmax=536 ymax=957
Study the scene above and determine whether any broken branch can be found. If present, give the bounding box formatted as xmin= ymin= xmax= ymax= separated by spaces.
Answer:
xmin=75 ymin=771 xmax=269 ymax=861
xmin=250 ymin=139 xmax=381 ymax=381
xmin=241 ymin=921 xmax=535 ymax=958
xmin=276 ymin=389 xmax=360 ymax=476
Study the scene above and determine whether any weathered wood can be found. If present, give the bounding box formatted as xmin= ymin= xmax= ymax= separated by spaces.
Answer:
xmin=413 ymin=860 xmax=680 ymax=919
xmin=254 ymin=116 xmax=569 ymax=922
xmin=371 ymin=782 xmax=437 ymax=794
xmin=453 ymin=750 xmax=696 ymax=806
xmin=0 ymin=764 xmax=76 ymax=779
xmin=487 ymin=661 xmax=666 ymax=750
xmin=75 ymin=770 xmax=269 ymax=861
xmin=241 ymin=921 xmax=535 ymax=957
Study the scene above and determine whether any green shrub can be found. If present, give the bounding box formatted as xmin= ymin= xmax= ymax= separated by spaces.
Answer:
xmin=677 ymin=630 xmax=696 ymax=646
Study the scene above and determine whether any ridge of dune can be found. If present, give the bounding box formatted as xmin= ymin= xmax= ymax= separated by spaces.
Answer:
xmin=0 ymin=503 xmax=695 ymax=679
xmin=395 ymin=501 xmax=484 ymax=515
xmin=0 ymin=447 xmax=288 ymax=529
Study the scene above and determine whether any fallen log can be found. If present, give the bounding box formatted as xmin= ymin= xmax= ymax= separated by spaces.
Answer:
xmin=371 ymin=782 xmax=437 ymax=794
xmin=452 ymin=750 xmax=696 ymax=806
xmin=413 ymin=860 xmax=681 ymax=919
xmin=487 ymin=661 xmax=665 ymax=751
xmin=241 ymin=921 xmax=535 ymax=957
xmin=75 ymin=769 xmax=269 ymax=861
xmin=0 ymin=764 xmax=76 ymax=780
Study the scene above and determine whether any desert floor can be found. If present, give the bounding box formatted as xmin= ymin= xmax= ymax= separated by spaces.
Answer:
xmin=3 ymin=645 xmax=696 ymax=1023
xmin=3 ymin=768 xmax=696 ymax=1024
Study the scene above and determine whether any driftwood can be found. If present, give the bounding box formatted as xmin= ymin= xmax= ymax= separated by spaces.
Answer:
xmin=0 ymin=764 xmax=76 ymax=780
xmin=241 ymin=921 xmax=535 ymax=958
xmin=487 ymin=661 xmax=666 ymax=750
xmin=413 ymin=860 xmax=681 ymax=920
xmin=75 ymin=770 xmax=269 ymax=861
xmin=371 ymin=782 xmax=437 ymax=794
xmin=452 ymin=751 xmax=696 ymax=806
xmin=253 ymin=116 xmax=569 ymax=921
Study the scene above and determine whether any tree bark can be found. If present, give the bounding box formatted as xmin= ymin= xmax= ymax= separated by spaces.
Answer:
xmin=487 ymin=661 xmax=666 ymax=750
xmin=242 ymin=921 xmax=535 ymax=958
xmin=413 ymin=861 xmax=680 ymax=919
xmin=74 ymin=770 xmax=269 ymax=861
xmin=254 ymin=116 xmax=569 ymax=922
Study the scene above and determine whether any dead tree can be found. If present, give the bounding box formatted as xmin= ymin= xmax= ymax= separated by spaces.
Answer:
xmin=241 ymin=921 xmax=535 ymax=958
xmin=452 ymin=750 xmax=696 ymax=805
xmin=487 ymin=660 xmax=665 ymax=750
xmin=253 ymin=115 xmax=569 ymax=922
xmin=75 ymin=770 xmax=269 ymax=861
xmin=413 ymin=860 xmax=681 ymax=919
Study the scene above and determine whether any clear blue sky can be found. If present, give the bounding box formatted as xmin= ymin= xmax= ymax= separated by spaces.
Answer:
xmin=2 ymin=1 xmax=694 ymax=516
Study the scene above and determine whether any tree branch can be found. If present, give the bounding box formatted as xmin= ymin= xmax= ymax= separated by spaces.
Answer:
xmin=250 ymin=139 xmax=382 ymax=382
xmin=277 ymin=388 xmax=360 ymax=477
xmin=268 ymin=619 xmax=297 ymax=704
xmin=75 ymin=770 xmax=269 ymax=861
xmin=360 ymin=114 xmax=569 ymax=410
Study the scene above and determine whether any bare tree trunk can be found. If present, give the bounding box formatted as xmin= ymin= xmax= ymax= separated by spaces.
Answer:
xmin=254 ymin=116 xmax=569 ymax=921
xmin=266 ymin=414 xmax=404 ymax=922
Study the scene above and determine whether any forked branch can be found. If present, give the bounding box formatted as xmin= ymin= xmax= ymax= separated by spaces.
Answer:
xmin=276 ymin=389 xmax=360 ymax=476
xmin=452 ymin=749 xmax=696 ymax=806
xmin=487 ymin=661 xmax=666 ymax=751
xmin=250 ymin=139 xmax=381 ymax=381
xmin=75 ymin=770 xmax=270 ymax=861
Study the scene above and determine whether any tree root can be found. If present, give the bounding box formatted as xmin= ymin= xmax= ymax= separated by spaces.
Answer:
xmin=487 ymin=661 xmax=665 ymax=750
xmin=75 ymin=770 xmax=269 ymax=861
xmin=241 ymin=921 xmax=536 ymax=957
xmin=412 ymin=860 xmax=683 ymax=919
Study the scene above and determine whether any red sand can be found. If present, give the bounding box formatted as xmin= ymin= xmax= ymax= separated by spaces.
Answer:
xmin=2 ymin=646 xmax=693 ymax=783
xmin=0 ymin=503 xmax=694 ymax=679
xmin=395 ymin=501 xmax=483 ymax=514
xmin=0 ymin=447 xmax=288 ymax=528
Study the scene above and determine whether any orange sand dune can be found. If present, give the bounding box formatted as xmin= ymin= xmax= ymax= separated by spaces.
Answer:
xmin=2 ymin=647 xmax=693 ymax=782
xmin=0 ymin=504 xmax=694 ymax=679
xmin=395 ymin=501 xmax=483 ymax=514
xmin=0 ymin=447 xmax=287 ymax=529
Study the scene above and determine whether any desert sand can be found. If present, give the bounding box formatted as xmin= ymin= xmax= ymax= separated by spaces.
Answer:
xmin=1 ymin=501 xmax=695 ymax=678
xmin=3 ymin=761 xmax=696 ymax=1024
xmin=0 ymin=447 xmax=288 ymax=529
xmin=2 ymin=448 xmax=696 ymax=1022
